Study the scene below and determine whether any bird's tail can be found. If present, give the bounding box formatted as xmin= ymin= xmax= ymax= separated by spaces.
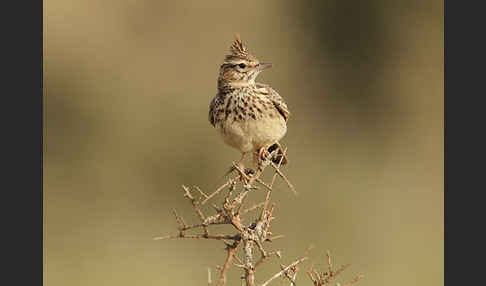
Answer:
xmin=267 ymin=143 xmax=288 ymax=165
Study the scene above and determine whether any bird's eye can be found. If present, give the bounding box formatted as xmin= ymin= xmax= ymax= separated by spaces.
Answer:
xmin=238 ymin=63 xmax=246 ymax=68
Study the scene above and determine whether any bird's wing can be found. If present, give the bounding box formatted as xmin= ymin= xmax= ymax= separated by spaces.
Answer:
xmin=256 ymin=83 xmax=290 ymax=122
xmin=208 ymin=96 xmax=218 ymax=127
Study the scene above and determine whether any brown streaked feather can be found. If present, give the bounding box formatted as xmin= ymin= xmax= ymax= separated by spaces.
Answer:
xmin=208 ymin=95 xmax=217 ymax=127
xmin=256 ymin=83 xmax=290 ymax=122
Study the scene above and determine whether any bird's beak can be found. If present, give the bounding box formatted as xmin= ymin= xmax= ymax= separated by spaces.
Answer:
xmin=258 ymin=62 xmax=272 ymax=71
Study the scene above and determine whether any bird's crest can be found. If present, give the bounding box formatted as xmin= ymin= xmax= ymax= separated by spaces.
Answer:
xmin=229 ymin=33 xmax=249 ymax=58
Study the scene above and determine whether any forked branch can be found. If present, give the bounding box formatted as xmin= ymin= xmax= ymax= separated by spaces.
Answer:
xmin=156 ymin=148 xmax=362 ymax=285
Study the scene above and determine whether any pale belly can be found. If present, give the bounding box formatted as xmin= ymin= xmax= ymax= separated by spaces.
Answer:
xmin=217 ymin=116 xmax=287 ymax=153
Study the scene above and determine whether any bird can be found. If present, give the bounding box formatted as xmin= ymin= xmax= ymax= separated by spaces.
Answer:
xmin=208 ymin=34 xmax=290 ymax=172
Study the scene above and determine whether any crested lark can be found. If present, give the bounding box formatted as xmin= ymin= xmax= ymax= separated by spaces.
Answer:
xmin=209 ymin=34 xmax=290 ymax=170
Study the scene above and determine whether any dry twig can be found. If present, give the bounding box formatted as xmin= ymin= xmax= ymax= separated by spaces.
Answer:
xmin=156 ymin=146 xmax=362 ymax=285
xmin=306 ymin=251 xmax=363 ymax=286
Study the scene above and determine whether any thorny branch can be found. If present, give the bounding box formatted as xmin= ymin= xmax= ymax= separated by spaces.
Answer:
xmin=156 ymin=148 xmax=363 ymax=285
xmin=306 ymin=251 xmax=364 ymax=286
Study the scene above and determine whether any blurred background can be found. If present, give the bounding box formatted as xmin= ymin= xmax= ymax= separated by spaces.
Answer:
xmin=44 ymin=0 xmax=443 ymax=285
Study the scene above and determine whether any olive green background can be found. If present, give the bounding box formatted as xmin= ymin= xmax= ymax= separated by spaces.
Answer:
xmin=44 ymin=0 xmax=443 ymax=285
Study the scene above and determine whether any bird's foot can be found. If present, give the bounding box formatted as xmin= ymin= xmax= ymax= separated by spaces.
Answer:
xmin=224 ymin=162 xmax=255 ymax=181
xmin=258 ymin=146 xmax=278 ymax=167
xmin=259 ymin=143 xmax=288 ymax=166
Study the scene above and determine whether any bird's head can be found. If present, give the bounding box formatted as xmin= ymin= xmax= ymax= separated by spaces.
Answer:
xmin=218 ymin=34 xmax=272 ymax=89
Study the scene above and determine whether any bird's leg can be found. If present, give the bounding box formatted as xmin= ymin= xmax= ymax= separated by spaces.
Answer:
xmin=243 ymin=148 xmax=268 ymax=186
xmin=256 ymin=144 xmax=278 ymax=169
xmin=258 ymin=145 xmax=273 ymax=164
xmin=258 ymin=146 xmax=267 ymax=162
xmin=237 ymin=152 xmax=256 ymax=183
xmin=258 ymin=143 xmax=287 ymax=165
xmin=223 ymin=152 xmax=248 ymax=179
xmin=237 ymin=152 xmax=247 ymax=170
xmin=249 ymin=148 xmax=265 ymax=172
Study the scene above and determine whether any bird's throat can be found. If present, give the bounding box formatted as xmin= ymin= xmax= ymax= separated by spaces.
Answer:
xmin=218 ymin=79 xmax=255 ymax=91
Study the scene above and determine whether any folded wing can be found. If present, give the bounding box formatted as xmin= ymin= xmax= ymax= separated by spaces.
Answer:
xmin=256 ymin=83 xmax=290 ymax=122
